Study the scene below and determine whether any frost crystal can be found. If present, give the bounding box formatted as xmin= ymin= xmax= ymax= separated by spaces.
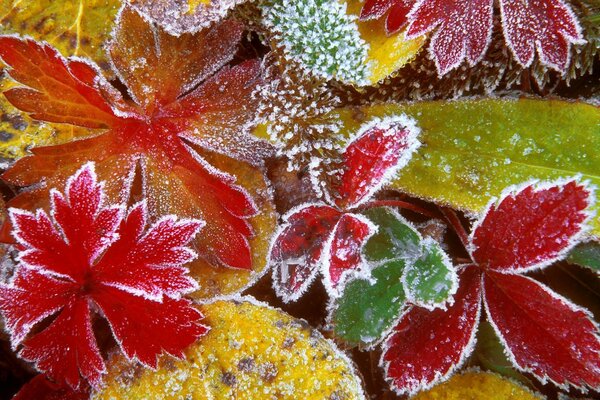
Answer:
xmin=261 ymin=0 xmax=371 ymax=85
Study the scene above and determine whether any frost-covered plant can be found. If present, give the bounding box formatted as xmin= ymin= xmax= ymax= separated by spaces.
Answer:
xmin=261 ymin=0 xmax=371 ymax=84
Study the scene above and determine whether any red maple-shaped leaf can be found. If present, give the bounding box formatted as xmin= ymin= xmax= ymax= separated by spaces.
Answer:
xmin=13 ymin=375 xmax=89 ymax=400
xmin=360 ymin=0 xmax=414 ymax=34
xmin=270 ymin=116 xmax=420 ymax=301
xmin=0 ymin=5 xmax=271 ymax=277
xmin=499 ymin=0 xmax=585 ymax=72
xmin=484 ymin=271 xmax=600 ymax=390
xmin=0 ymin=164 xmax=208 ymax=389
xmin=381 ymin=265 xmax=482 ymax=396
xmin=404 ymin=0 xmax=494 ymax=75
xmin=381 ymin=179 xmax=600 ymax=395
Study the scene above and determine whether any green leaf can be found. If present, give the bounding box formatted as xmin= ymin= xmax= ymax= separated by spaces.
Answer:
xmin=332 ymin=99 xmax=600 ymax=236
xmin=362 ymin=207 xmax=421 ymax=263
xmin=567 ymin=242 xmax=600 ymax=273
xmin=331 ymin=260 xmax=406 ymax=347
xmin=403 ymin=238 xmax=457 ymax=309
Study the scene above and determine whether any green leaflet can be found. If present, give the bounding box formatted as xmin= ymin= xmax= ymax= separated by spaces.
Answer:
xmin=404 ymin=239 xmax=456 ymax=309
xmin=331 ymin=207 xmax=456 ymax=346
xmin=333 ymin=99 xmax=600 ymax=236
xmin=331 ymin=260 xmax=406 ymax=347
xmin=567 ymin=242 xmax=600 ymax=273
xmin=362 ymin=207 xmax=420 ymax=262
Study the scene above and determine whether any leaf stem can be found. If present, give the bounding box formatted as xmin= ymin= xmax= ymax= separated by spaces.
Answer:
xmin=358 ymin=200 xmax=439 ymax=219
xmin=440 ymin=207 xmax=471 ymax=252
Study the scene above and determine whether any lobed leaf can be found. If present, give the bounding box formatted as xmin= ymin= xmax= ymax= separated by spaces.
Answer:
xmin=94 ymin=299 xmax=366 ymax=400
xmin=362 ymin=207 xmax=421 ymax=262
xmin=567 ymin=241 xmax=600 ymax=273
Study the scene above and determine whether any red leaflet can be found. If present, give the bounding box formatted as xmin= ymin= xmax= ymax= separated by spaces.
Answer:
xmin=471 ymin=181 xmax=592 ymax=273
xmin=484 ymin=271 xmax=600 ymax=390
xmin=13 ymin=375 xmax=89 ymax=400
xmin=361 ymin=0 xmax=414 ymax=34
xmin=382 ymin=265 xmax=482 ymax=395
xmin=500 ymin=0 xmax=584 ymax=72
xmin=323 ymin=213 xmax=377 ymax=295
xmin=405 ymin=0 xmax=494 ymax=75
xmin=271 ymin=204 xmax=341 ymax=301
xmin=0 ymin=5 xmax=269 ymax=273
xmin=335 ymin=116 xmax=420 ymax=209
xmin=270 ymin=116 xmax=420 ymax=301
xmin=382 ymin=179 xmax=599 ymax=395
xmin=0 ymin=164 xmax=208 ymax=389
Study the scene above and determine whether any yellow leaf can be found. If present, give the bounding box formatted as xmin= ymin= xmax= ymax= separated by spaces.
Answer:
xmin=95 ymin=299 xmax=366 ymax=400
xmin=345 ymin=0 xmax=424 ymax=85
xmin=412 ymin=371 xmax=542 ymax=400
xmin=0 ymin=0 xmax=120 ymax=67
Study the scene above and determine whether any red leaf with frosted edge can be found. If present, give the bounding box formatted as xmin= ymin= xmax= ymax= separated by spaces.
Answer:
xmin=19 ymin=299 xmax=105 ymax=389
xmin=0 ymin=37 xmax=119 ymax=129
xmin=360 ymin=0 xmax=395 ymax=20
xmin=271 ymin=204 xmax=341 ymax=302
xmin=323 ymin=213 xmax=377 ymax=296
xmin=335 ymin=116 xmax=420 ymax=209
xmin=93 ymin=202 xmax=203 ymax=300
xmin=386 ymin=1 xmax=414 ymax=34
xmin=92 ymin=286 xmax=208 ymax=368
xmin=381 ymin=265 xmax=482 ymax=396
xmin=484 ymin=271 xmax=600 ymax=390
xmin=0 ymin=163 xmax=207 ymax=389
xmin=405 ymin=0 xmax=494 ymax=75
xmin=0 ymin=269 xmax=77 ymax=345
xmin=13 ymin=375 xmax=89 ymax=400
xmin=0 ymin=6 xmax=270 ymax=273
xmin=500 ymin=0 xmax=584 ymax=72
xmin=471 ymin=180 xmax=592 ymax=273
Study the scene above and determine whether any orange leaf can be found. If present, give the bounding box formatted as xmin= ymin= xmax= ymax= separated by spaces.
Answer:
xmin=0 ymin=6 xmax=275 ymax=298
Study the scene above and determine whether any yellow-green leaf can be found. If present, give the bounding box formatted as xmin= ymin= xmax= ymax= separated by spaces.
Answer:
xmin=345 ymin=0 xmax=424 ymax=84
xmin=332 ymin=99 xmax=600 ymax=236
xmin=95 ymin=299 xmax=366 ymax=399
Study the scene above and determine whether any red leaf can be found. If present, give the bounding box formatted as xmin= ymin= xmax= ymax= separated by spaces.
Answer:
xmin=93 ymin=287 xmax=207 ymax=368
xmin=335 ymin=116 xmax=420 ymax=209
xmin=386 ymin=1 xmax=414 ymax=34
xmin=13 ymin=375 xmax=89 ymax=400
xmin=381 ymin=265 xmax=482 ymax=396
xmin=322 ymin=213 xmax=377 ymax=296
xmin=405 ymin=0 xmax=494 ymax=75
xmin=271 ymin=204 xmax=341 ymax=301
xmin=360 ymin=0 xmax=395 ymax=20
xmin=0 ymin=164 xmax=207 ymax=388
xmin=499 ymin=0 xmax=584 ymax=72
xmin=471 ymin=180 xmax=592 ymax=273
xmin=0 ymin=37 xmax=119 ymax=129
xmin=0 ymin=5 xmax=269 ymax=273
xmin=484 ymin=271 xmax=600 ymax=390
xmin=19 ymin=299 xmax=105 ymax=389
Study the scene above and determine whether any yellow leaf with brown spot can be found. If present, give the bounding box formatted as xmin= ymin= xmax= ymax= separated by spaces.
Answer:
xmin=345 ymin=0 xmax=424 ymax=85
xmin=412 ymin=371 xmax=542 ymax=400
xmin=0 ymin=0 xmax=120 ymax=67
xmin=94 ymin=299 xmax=366 ymax=400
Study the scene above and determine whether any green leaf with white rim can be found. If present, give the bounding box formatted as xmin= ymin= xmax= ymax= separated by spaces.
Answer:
xmin=331 ymin=259 xmax=406 ymax=347
xmin=403 ymin=238 xmax=457 ymax=309
xmin=567 ymin=242 xmax=600 ymax=273
xmin=362 ymin=207 xmax=421 ymax=262
xmin=330 ymin=99 xmax=600 ymax=236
